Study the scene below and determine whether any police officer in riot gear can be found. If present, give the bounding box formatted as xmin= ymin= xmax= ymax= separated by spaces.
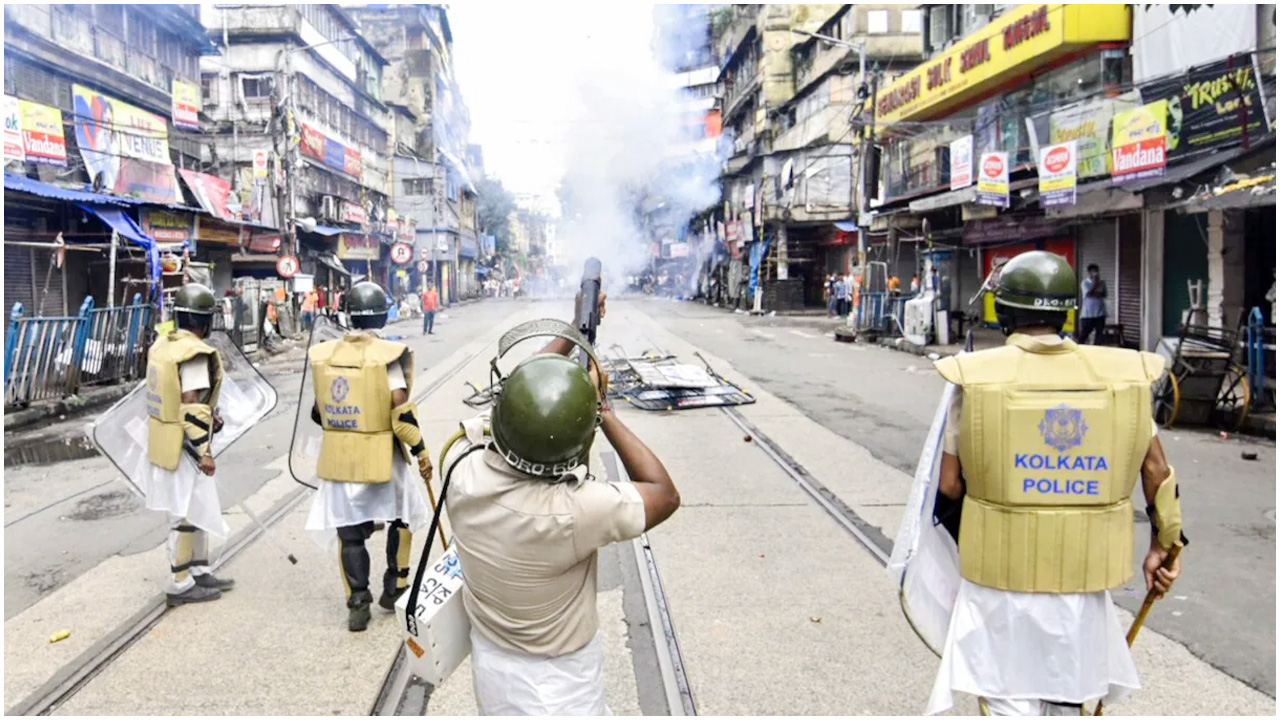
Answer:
xmin=305 ymin=281 xmax=432 ymax=632
xmin=145 ymin=283 xmax=235 ymax=607
xmin=925 ymin=251 xmax=1185 ymax=715
xmin=439 ymin=297 xmax=682 ymax=715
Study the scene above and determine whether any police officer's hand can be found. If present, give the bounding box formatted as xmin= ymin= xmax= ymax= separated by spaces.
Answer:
xmin=418 ymin=453 xmax=434 ymax=484
xmin=598 ymin=291 xmax=607 ymax=322
xmin=589 ymin=361 xmax=610 ymax=404
xmin=198 ymin=454 xmax=216 ymax=476
xmin=1143 ymin=542 xmax=1181 ymax=599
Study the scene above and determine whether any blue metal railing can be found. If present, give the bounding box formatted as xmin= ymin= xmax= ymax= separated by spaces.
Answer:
xmin=4 ymin=294 xmax=153 ymax=408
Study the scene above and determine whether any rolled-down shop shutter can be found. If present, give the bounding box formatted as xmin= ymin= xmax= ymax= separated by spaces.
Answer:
xmin=4 ymin=245 xmax=36 ymax=317
xmin=1116 ymin=214 xmax=1143 ymax=347
xmin=1077 ymin=220 xmax=1118 ymax=322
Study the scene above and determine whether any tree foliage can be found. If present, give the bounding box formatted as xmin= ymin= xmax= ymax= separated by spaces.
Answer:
xmin=476 ymin=176 xmax=516 ymax=254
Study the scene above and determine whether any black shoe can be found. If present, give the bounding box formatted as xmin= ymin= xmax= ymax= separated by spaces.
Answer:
xmin=166 ymin=584 xmax=222 ymax=607
xmin=379 ymin=586 xmax=407 ymax=611
xmin=348 ymin=603 xmax=372 ymax=632
xmin=194 ymin=573 xmax=235 ymax=591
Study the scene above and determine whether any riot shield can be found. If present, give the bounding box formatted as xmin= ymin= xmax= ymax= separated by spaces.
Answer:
xmin=288 ymin=315 xmax=347 ymax=488
xmin=887 ymin=383 xmax=960 ymax=657
xmin=88 ymin=330 xmax=279 ymax=497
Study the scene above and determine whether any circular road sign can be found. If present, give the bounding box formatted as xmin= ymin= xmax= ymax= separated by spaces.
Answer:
xmin=276 ymin=255 xmax=300 ymax=278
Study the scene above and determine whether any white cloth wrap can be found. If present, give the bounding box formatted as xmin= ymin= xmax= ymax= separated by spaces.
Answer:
xmin=926 ymin=579 xmax=1140 ymax=715
xmin=304 ymin=453 xmax=430 ymax=549
xmin=139 ymin=455 xmax=230 ymax=538
xmin=470 ymin=629 xmax=609 ymax=716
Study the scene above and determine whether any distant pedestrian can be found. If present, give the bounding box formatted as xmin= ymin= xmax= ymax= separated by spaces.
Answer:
xmin=422 ymin=284 xmax=439 ymax=335
xmin=826 ymin=274 xmax=838 ymax=317
xmin=838 ymin=276 xmax=853 ymax=317
xmin=316 ymin=286 xmax=328 ymax=318
xmin=1078 ymin=263 xmax=1107 ymax=345
xmin=301 ymin=289 xmax=318 ymax=330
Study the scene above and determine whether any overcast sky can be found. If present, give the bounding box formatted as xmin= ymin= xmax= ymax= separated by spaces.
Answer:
xmin=450 ymin=4 xmax=658 ymax=216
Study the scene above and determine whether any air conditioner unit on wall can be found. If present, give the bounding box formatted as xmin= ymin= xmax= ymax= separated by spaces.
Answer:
xmin=321 ymin=196 xmax=339 ymax=222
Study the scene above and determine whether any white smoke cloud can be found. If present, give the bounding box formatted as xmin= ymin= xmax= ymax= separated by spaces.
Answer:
xmin=555 ymin=5 xmax=727 ymax=293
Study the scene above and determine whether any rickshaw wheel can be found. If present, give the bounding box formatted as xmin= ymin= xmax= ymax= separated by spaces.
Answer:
xmin=1212 ymin=365 xmax=1251 ymax=431
xmin=1153 ymin=373 xmax=1180 ymax=428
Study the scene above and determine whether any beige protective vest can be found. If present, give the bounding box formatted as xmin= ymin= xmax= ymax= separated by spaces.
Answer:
xmin=146 ymin=330 xmax=223 ymax=470
xmin=935 ymin=334 xmax=1165 ymax=593
xmin=309 ymin=333 xmax=414 ymax=483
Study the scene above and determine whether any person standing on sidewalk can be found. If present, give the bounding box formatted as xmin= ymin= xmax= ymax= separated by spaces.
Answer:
xmin=142 ymin=283 xmax=236 ymax=607
xmin=301 ymin=289 xmax=318 ymax=331
xmin=1077 ymin=263 xmax=1108 ymax=345
xmin=421 ymin=284 xmax=439 ymax=335
xmin=442 ymin=295 xmax=681 ymax=715
xmin=924 ymin=251 xmax=1185 ymax=715
xmin=304 ymin=281 xmax=433 ymax=632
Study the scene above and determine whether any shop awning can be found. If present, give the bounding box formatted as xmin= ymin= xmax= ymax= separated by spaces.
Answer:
xmin=317 ymin=253 xmax=353 ymax=276
xmin=833 ymin=221 xmax=859 ymax=232
xmin=307 ymin=224 xmax=345 ymax=237
xmin=76 ymin=203 xmax=161 ymax=287
xmin=6 ymin=173 xmax=199 ymax=213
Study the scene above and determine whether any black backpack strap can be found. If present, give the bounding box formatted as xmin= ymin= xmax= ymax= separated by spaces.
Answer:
xmin=404 ymin=442 xmax=488 ymax=635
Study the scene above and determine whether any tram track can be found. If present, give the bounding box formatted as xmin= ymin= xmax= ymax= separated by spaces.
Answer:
xmin=12 ymin=330 xmax=495 ymax=717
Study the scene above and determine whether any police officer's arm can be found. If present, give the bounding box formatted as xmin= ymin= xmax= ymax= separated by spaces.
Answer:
xmin=939 ymin=453 xmax=963 ymax=499
xmin=1140 ymin=435 xmax=1183 ymax=597
xmin=599 ymin=404 xmax=680 ymax=530
xmin=391 ymin=387 xmax=434 ymax=480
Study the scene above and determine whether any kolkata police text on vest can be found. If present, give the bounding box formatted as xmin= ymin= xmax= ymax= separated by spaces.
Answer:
xmin=324 ymin=403 xmax=362 ymax=429
xmin=1015 ymin=404 xmax=1110 ymax=498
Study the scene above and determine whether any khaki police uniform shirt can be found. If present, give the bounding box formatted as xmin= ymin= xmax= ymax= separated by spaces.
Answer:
xmin=447 ymin=448 xmax=647 ymax=657
xmin=943 ymin=334 xmax=1157 ymax=455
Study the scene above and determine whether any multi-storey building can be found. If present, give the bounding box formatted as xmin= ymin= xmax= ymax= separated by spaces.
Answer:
xmin=865 ymin=3 xmax=1274 ymax=355
xmin=4 ymin=4 xmax=212 ymax=313
xmin=200 ymin=4 xmax=393 ymax=292
xmin=348 ymin=3 xmax=481 ymax=302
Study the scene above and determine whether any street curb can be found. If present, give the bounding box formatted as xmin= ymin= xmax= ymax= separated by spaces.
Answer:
xmin=3 ymin=384 xmax=135 ymax=432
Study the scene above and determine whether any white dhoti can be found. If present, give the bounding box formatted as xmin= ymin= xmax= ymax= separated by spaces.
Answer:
xmin=137 ymin=454 xmax=229 ymax=593
xmin=926 ymin=579 xmax=1141 ymax=716
xmin=304 ymin=453 xmax=431 ymax=549
xmin=470 ymin=629 xmax=609 ymax=716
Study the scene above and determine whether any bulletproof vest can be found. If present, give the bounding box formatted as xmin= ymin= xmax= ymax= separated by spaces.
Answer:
xmin=934 ymin=334 xmax=1165 ymax=593
xmin=146 ymin=330 xmax=223 ymax=470
xmin=309 ymin=333 xmax=414 ymax=483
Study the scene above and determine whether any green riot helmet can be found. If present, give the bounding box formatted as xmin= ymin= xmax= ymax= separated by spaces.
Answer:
xmin=488 ymin=319 xmax=605 ymax=479
xmin=346 ymin=281 xmax=389 ymax=330
xmin=173 ymin=283 xmax=216 ymax=335
xmin=990 ymin=250 xmax=1077 ymax=335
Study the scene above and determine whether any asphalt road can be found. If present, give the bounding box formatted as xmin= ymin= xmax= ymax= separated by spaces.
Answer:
xmin=635 ymin=296 xmax=1277 ymax=698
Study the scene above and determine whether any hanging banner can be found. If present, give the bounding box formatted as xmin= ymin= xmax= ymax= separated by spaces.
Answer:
xmin=1037 ymin=141 xmax=1078 ymax=208
xmin=179 ymin=169 xmax=237 ymax=221
xmin=1111 ymin=100 xmax=1168 ymax=184
xmin=1139 ymin=56 xmax=1269 ymax=160
xmin=300 ymin=122 xmax=361 ymax=179
xmin=397 ymin=219 xmax=416 ymax=243
xmin=141 ymin=209 xmax=195 ymax=244
xmin=195 ymin=216 xmax=244 ymax=246
xmin=337 ymin=234 xmax=380 ymax=261
xmin=73 ymin=85 xmax=177 ymax=202
xmin=341 ymin=200 xmax=367 ymax=225
xmin=949 ymin=135 xmax=973 ymax=191
xmin=1049 ymin=98 xmax=1122 ymax=179
xmin=19 ymin=99 xmax=68 ymax=167
xmin=4 ymin=95 xmax=25 ymax=163
xmin=171 ymin=79 xmax=201 ymax=131
xmin=975 ymin=151 xmax=1009 ymax=207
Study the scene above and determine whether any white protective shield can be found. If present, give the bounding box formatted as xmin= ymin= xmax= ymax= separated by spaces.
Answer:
xmin=88 ymin=330 xmax=279 ymax=498
xmin=288 ymin=315 xmax=347 ymax=488
xmin=887 ymin=383 xmax=962 ymax=657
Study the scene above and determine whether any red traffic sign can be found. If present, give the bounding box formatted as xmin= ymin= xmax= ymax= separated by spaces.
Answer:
xmin=276 ymin=254 xmax=300 ymax=278
xmin=390 ymin=242 xmax=414 ymax=265
xmin=416 ymin=260 xmax=429 ymax=273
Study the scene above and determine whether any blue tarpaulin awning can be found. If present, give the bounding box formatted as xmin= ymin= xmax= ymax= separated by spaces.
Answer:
xmin=833 ymin=221 xmax=859 ymax=232
xmin=5 ymin=172 xmax=200 ymax=212
xmin=76 ymin=203 xmax=162 ymax=294
xmin=304 ymin=224 xmax=345 ymax=237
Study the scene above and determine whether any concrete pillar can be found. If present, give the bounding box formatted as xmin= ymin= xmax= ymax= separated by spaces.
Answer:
xmin=775 ymin=222 xmax=789 ymax=280
xmin=1221 ymin=210 xmax=1247 ymax=328
xmin=1141 ymin=209 xmax=1165 ymax=350
xmin=1206 ymin=210 xmax=1225 ymax=329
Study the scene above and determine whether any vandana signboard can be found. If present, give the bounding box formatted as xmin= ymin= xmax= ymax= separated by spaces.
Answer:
xmin=1111 ymin=100 xmax=1168 ymax=184
xmin=975 ymin=151 xmax=1009 ymax=207
xmin=1037 ymin=140 xmax=1077 ymax=207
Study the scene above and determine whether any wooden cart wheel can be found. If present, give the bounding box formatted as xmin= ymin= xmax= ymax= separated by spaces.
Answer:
xmin=1212 ymin=365 xmax=1251 ymax=431
xmin=1153 ymin=373 xmax=1180 ymax=428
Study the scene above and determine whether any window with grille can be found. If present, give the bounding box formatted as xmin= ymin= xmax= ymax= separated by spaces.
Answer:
xmin=403 ymin=178 xmax=433 ymax=195
xmin=241 ymin=76 xmax=272 ymax=101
